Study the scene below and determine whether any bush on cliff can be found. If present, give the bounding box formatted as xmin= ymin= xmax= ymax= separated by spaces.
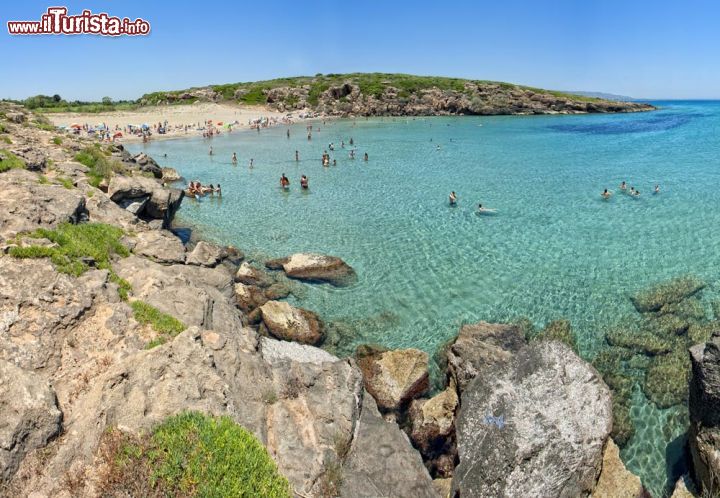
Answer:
xmin=97 ymin=412 xmax=291 ymax=498
xmin=9 ymin=222 xmax=128 ymax=276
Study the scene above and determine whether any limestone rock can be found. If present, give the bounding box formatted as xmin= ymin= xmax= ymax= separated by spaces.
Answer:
xmin=591 ymin=439 xmax=644 ymax=498
xmin=107 ymin=175 xmax=183 ymax=227
xmin=235 ymin=261 xmax=272 ymax=287
xmin=446 ymin=320 xmax=526 ymax=392
xmin=161 ymin=167 xmax=181 ymax=182
xmin=340 ymin=393 xmax=437 ymax=498
xmin=0 ymin=169 xmax=87 ymax=241
xmin=0 ymin=360 xmax=62 ymax=481
xmin=357 ymin=347 xmax=429 ymax=412
xmin=260 ymin=336 xmax=339 ymax=365
xmin=132 ymin=229 xmax=185 ymax=264
xmin=185 ymin=241 xmax=228 ymax=267
xmin=452 ymin=341 xmax=612 ymax=498
xmin=234 ymin=282 xmax=268 ymax=312
xmin=408 ymin=385 xmax=458 ymax=456
xmin=689 ymin=332 xmax=720 ymax=494
xmin=131 ymin=152 xmax=162 ymax=178
xmin=259 ymin=300 xmax=324 ymax=345
xmin=270 ymin=252 xmax=356 ymax=286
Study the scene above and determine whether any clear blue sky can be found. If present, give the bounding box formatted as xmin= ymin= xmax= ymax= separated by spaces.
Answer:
xmin=1 ymin=0 xmax=718 ymax=101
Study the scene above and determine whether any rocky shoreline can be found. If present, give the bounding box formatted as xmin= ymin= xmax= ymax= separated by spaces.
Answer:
xmin=0 ymin=101 xmax=713 ymax=498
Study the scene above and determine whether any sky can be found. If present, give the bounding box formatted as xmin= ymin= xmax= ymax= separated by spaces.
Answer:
xmin=1 ymin=0 xmax=718 ymax=101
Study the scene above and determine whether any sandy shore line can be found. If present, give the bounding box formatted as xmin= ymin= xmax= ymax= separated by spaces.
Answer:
xmin=45 ymin=102 xmax=308 ymax=143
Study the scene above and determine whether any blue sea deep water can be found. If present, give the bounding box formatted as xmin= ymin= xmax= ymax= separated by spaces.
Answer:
xmin=131 ymin=101 xmax=720 ymax=496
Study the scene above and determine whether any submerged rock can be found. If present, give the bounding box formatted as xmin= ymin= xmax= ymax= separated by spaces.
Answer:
xmin=259 ymin=300 xmax=324 ymax=345
xmin=644 ymin=349 xmax=691 ymax=408
xmin=446 ymin=321 xmax=526 ymax=392
xmin=267 ymin=252 xmax=356 ymax=286
xmin=356 ymin=346 xmax=429 ymax=412
xmin=529 ymin=318 xmax=577 ymax=352
xmin=452 ymin=341 xmax=612 ymax=498
xmin=631 ymin=276 xmax=706 ymax=313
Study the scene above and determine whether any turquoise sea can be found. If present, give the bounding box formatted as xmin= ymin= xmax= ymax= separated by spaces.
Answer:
xmin=131 ymin=101 xmax=720 ymax=496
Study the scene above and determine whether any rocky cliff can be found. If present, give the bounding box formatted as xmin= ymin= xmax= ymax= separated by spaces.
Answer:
xmin=140 ymin=73 xmax=655 ymax=117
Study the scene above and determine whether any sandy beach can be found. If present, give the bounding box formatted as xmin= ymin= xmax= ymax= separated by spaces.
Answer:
xmin=45 ymin=102 xmax=299 ymax=142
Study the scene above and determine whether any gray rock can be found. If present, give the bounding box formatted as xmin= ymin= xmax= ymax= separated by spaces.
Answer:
xmin=235 ymin=261 xmax=272 ymax=287
xmin=260 ymin=336 xmax=338 ymax=365
xmin=118 ymin=195 xmax=149 ymax=215
xmin=107 ymin=175 xmax=183 ymax=228
xmin=446 ymin=320 xmax=526 ymax=392
xmin=186 ymin=241 xmax=228 ymax=267
xmin=132 ymin=230 xmax=185 ymax=264
xmin=0 ymin=360 xmax=62 ymax=481
xmin=132 ymin=153 xmax=162 ymax=178
xmin=0 ymin=169 xmax=87 ymax=241
xmin=452 ymin=341 xmax=612 ymax=498
xmin=689 ymin=332 xmax=720 ymax=494
xmin=408 ymin=384 xmax=458 ymax=457
xmin=161 ymin=167 xmax=182 ymax=182
xmin=340 ymin=392 xmax=438 ymax=498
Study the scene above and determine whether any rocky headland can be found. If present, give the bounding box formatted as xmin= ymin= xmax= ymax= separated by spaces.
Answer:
xmin=2 ymin=100 xmax=716 ymax=498
xmin=138 ymin=73 xmax=655 ymax=118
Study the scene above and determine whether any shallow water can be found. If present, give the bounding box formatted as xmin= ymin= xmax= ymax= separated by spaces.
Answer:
xmin=131 ymin=101 xmax=720 ymax=496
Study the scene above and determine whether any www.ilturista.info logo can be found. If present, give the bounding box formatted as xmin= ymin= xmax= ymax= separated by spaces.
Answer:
xmin=7 ymin=7 xmax=150 ymax=36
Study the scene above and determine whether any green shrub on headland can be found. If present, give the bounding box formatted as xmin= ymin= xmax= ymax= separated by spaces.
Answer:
xmin=9 ymin=222 xmax=128 ymax=276
xmin=0 ymin=149 xmax=26 ymax=172
xmin=130 ymin=301 xmax=185 ymax=348
xmin=97 ymin=412 xmax=292 ymax=498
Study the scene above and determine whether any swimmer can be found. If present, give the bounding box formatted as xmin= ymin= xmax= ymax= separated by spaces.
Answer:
xmin=249 ymin=158 xmax=254 ymax=169
xmin=333 ymin=159 xmax=337 ymax=166
xmin=300 ymin=175 xmax=309 ymax=189
xmin=601 ymin=189 xmax=611 ymax=199
xmin=364 ymin=152 xmax=368 ymax=161
xmin=215 ymin=183 xmax=222 ymax=196
xmin=620 ymin=181 xmax=626 ymax=192
xmin=630 ymin=186 xmax=636 ymax=195
xmin=280 ymin=174 xmax=290 ymax=188
xmin=286 ymin=129 xmax=290 ymax=138
xmin=449 ymin=191 xmax=457 ymax=206
xmin=349 ymin=137 xmax=354 ymax=146
xmin=295 ymin=150 xmax=299 ymax=162
xmin=632 ymin=189 xmax=640 ymax=197
xmin=654 ymin=184 xmax=660 ymax=194
xmin=349 ymin=150 xmax=355 ymax=159
xmin=232 ymin=152 xmax=237 ymax=164
xmin=209 ymin=146 xmax=213 ymax=156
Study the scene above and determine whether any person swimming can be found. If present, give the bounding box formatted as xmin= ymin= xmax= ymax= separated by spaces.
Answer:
xmin=215 ymin=183 xmax=222 ymax=196
xmin=602 ymin=189 xmax=611 ymax=199
xmin=280 ymin=174 xmax=290 ymax=188
xmin=632 ymin=189 xmax=640 ymax=197
xmin=249 ymin=158 xmax=254 ymax=168
xmin=300 ymin=175 xmax=309 ymax=189
xmin=209 ymin=146 xmax=213 ymax=156
xmin=449 ymin=191 xmax=457 ymax=206
xmin=295 ymin=150 xmax=299 ymax=162
xmin=620 ymin=181 xmax=627 ymax=192
xmin=349 ymin=150 xmax=355 ymax=159
xmin=364 ymin=152 xmax=368 ymax=161
xmin=654 ymin=184 xmax=660 ymax=194
xmin=232 ymin=152 xmax=237 ymax=164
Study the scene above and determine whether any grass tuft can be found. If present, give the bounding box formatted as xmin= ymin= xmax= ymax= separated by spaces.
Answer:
xmin=97 ymin=412 xmax=292 ymax=498
xmin=9 ymin=222 xmax=128 ymax=276
xmin=130 ymin=301 xmax=185 ymax=347
xmin=0 ymin=149 xmax=26 ymax=172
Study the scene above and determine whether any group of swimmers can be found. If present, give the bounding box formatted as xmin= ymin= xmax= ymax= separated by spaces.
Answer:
xmin=602 ymin=181 xmax=661 ymax=200
xmin=280 ymin=173 xmax=309 ymax=190
xmin=187 ymin=181 xmax=221 ymax=197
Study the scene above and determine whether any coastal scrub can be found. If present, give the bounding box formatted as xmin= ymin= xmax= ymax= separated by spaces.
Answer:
xmin=97 ymin=412 xmax=291 ymax=498
xmin=0 ymin=149 xmax=26 ymax=172
xmin=9 ymin=222 xmax=128 ymax=276
xmin=75 ymin=145 xmax=124 ymax=187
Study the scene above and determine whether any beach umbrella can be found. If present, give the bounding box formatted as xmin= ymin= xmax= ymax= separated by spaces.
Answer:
xmin=113 ymin=132 xmax=123 ymax=138
xmin=217 ymin=121 xmax=223 ymax=126
xmin=70 ymin=123 xmax=82 ymax=129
